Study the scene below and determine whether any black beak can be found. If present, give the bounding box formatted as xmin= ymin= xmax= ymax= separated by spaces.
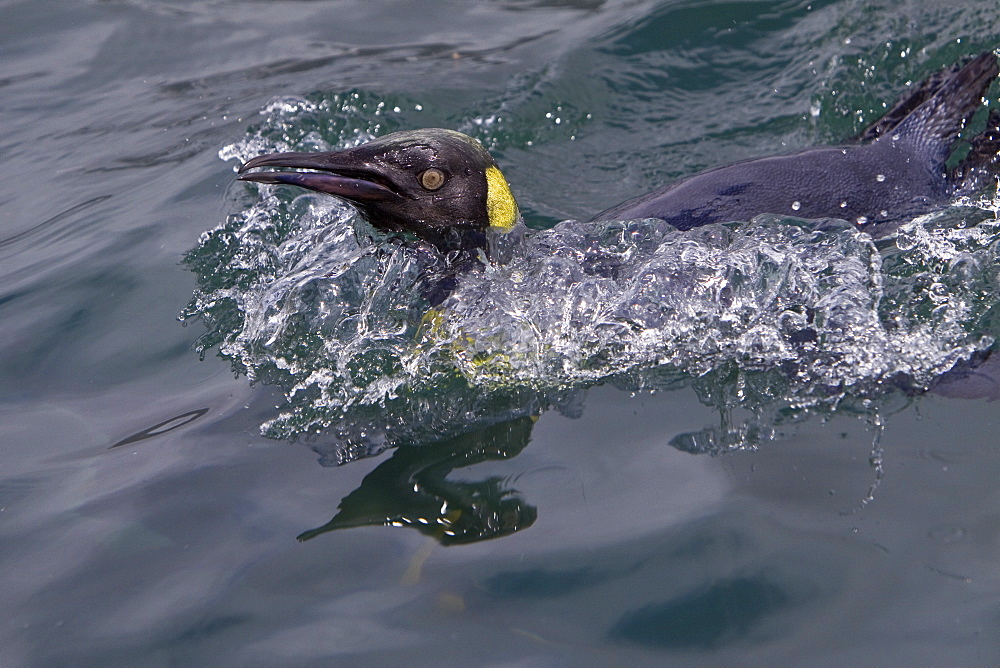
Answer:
xmin=237 ymin=151 xmax=398 ymax=202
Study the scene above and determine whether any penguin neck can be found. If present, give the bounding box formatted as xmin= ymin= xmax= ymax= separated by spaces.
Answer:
xmin=420 ymin=221 xmax=526 ymax=266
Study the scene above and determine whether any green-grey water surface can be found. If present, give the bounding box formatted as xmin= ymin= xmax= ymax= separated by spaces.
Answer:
xmin=3 ymin=0 xmax=1000 ymax=663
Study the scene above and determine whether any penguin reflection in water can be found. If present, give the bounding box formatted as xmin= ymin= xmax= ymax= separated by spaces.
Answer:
xmin=239 ymin=52 xmax=1000 ymax=286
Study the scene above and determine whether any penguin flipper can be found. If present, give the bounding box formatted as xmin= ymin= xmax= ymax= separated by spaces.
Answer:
xmin=851 ymin=59 xmax=968 ymax=143
xmin=853 ymin=52 xmax=999 ymax=169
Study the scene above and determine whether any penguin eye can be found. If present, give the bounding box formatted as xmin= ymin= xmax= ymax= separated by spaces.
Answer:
xmin=419 ymin=168 xmax=446 ymax=191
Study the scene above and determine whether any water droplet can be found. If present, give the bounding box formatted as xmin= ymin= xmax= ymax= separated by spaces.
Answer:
xmin=791 ymin=201 xmax=802 ymax=211
xmin=876 ymin=174 xmax=886 ymax=182
xmin=856 ymin=216 xmax=869 ymax=225
xmin=840 ymin=201 xmax=848 ymax=208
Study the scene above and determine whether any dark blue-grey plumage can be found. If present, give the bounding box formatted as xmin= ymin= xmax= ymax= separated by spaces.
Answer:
xmin=595 ymin=52 xmax=1000 ymax=233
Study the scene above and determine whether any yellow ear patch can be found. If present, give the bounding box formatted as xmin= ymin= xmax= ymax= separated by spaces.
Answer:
xmin=485 ymin=166 xmax=518 ymax=231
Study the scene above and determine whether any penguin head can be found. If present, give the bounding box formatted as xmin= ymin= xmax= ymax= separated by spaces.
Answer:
xmin=238 ymin=128 xmax=519 ymax=252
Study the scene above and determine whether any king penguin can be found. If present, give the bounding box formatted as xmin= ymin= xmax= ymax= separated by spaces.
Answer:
xmin=238 ymin=52 xmax=1000 ymax=255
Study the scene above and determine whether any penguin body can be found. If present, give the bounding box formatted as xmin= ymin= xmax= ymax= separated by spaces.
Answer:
xmin=595 ymin=52 xmax=1000 ymax=234
xmin=594 ymin=141 xmax=940 ymax=232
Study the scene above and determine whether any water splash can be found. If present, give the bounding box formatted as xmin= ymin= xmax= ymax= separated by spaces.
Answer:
xmin=183 ymin=99 xmax=1000 ymax=464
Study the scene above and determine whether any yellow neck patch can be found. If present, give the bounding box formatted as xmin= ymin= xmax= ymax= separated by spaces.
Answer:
xmin=485 ymin=165 xmax=518 ymax=231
